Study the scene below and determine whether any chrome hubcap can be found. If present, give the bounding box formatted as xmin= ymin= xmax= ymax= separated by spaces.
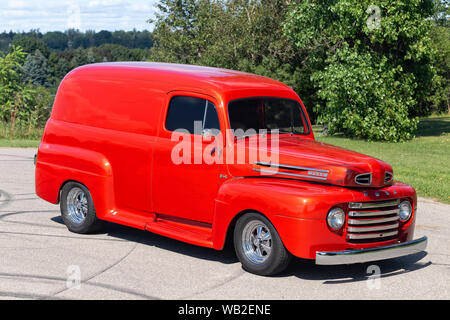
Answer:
xmin=66 ymin=187 xmax=88 ymax=224
xmin=242 ymin=220 xmax=272 ymax=264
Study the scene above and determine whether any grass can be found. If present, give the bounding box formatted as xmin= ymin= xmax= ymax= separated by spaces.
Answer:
xmin=0 ymin=123 xmax=43 ymax=148
xmin=1 ymin=115 xmax=449 ymax=203
xmin=0 ymin=139 xmax=40 ymax=148
xmin=314 ymin=115 xmax=450 ymax=204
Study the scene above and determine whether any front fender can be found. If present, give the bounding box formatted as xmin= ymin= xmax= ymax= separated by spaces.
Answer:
xmin=211 ymin=177 xmax=356 ymax=256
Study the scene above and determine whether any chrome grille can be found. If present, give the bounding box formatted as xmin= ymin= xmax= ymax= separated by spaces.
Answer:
xmin=346 ymin=199 xmax=400 ymax=243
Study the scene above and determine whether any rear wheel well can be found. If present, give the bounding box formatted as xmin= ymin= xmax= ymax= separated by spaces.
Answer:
xmin=57 ymin=180 xmax=88 ymax=204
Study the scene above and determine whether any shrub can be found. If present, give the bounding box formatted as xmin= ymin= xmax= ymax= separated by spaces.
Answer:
xmin=284 ymin=0 xmax=436 ymax=141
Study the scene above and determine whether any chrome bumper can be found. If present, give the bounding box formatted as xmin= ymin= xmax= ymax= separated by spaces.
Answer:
xmin=315 ymin=236 xmax=428 ymax=265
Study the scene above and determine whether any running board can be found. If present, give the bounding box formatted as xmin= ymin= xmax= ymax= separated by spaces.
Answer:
xmin=145 ymin=214 xmax=213 ymax=248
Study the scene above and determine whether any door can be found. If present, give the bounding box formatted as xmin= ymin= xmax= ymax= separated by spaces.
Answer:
xmin=152 ymin=92 xmax=223 ymax=223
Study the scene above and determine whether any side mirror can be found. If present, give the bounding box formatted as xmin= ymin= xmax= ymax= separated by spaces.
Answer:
xmin=202 ymin=129 xmax=213 ymax=139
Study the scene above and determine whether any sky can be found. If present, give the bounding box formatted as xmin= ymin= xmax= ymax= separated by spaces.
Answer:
xmin=0 ymin=0 xmax=159 ymax=32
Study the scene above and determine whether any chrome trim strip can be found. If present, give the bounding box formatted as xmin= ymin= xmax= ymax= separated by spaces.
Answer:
xmin=252 ymin=168 xmax=328 ymax=180
xmin=347 ymin=230 xmax=398 ymax=240
xmin=255 ymin=162 xmax=329 ymax=173
xmin=348 ymin=216 xmax=400 ymax=225
xmin=349 ymin=209 xmax=399 ymax=217
xmin=355 ymin=172 xmax=372 ymax=186
xmin=316 ymin=236 xmax=428 ymax=265
xmin=347 ymin=223 xmax=399 ymax=233
xmin=349 ymin=199 xmax=400 ymax=209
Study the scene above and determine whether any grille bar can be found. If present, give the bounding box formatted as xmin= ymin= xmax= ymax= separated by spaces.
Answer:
xmin=349 ymin=199 xmax=400 ymax=209
xmin=349 ymin=209 xmax=399 ymax=217
xmin=348 ymin=216 xmax=400 ymax=225
xmin=347 ymin=223 xmax=399 ymax=233
xmin=346 ymin=199 xmax=401 ymax=243
xmin=347 ymin=231 xmax=398 ymax=240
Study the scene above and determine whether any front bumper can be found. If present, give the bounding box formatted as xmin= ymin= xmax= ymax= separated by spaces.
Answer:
xmin=315 ymin=236 xmax=427 ymax=265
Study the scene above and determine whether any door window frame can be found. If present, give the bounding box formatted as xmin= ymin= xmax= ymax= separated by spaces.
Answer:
xmin=161 ymin=91 xmax=222 ymax=137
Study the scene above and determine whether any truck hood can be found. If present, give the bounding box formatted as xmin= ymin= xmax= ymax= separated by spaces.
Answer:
xmin=227 ymin=135 xmax=393 ymax=188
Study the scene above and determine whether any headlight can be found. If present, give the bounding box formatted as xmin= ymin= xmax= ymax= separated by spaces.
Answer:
xmin=399 ymin=200 xmax=412 ymax=222
xmin=327 ymin=207 xmax=346 ymax=231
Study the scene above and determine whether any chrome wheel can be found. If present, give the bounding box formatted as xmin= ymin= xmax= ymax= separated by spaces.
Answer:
xmin=241 ymin=220 xmax=272 ymax=264
xmin=66 ymin=187 xmax=88 ymax=224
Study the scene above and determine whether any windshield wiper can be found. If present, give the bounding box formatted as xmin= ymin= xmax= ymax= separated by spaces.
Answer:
xmin=235 ymin=132 xmax=263 ymax=140
xmin=277 ymin=129 xmax=294 ymax=135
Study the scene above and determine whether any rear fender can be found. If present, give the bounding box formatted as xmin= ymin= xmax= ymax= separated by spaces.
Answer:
xmin=35 ymin=143 xmax=114 ymax=219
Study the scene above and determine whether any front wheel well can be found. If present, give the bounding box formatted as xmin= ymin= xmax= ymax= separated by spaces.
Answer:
xmin=222 ymin=209 xmax=269 ymax=250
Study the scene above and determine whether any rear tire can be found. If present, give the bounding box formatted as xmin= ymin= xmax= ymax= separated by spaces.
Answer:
xmin=234 ymin=213 xmax=291 ymax=276
xmin=60 ymin=182 xmax=103 ymax=234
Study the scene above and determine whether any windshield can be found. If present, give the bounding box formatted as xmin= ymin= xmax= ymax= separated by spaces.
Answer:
xmin=228 ymin=97 xmax=309 ymax=138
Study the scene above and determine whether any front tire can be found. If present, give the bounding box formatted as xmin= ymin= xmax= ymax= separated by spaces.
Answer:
xmin=234 ymin=213 xmax=291 ymax=276
xmin=60 ymin=182 xmax=102 ymax=234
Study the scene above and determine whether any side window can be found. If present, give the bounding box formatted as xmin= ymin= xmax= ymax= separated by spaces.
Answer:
xmin=204 ymin=101 xmax=220 ymax=132
xmin=165 ymin=96 xmax=220 ymax=134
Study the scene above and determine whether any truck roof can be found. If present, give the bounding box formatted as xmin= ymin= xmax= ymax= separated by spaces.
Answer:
xmin=67 ymin=62 xmax=292 ymax=95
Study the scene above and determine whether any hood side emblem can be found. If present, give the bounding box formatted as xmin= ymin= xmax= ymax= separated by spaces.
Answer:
xmin=254 ymin=162 xmax=329 ymax=180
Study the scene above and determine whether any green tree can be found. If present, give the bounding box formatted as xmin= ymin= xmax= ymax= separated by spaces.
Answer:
xmin=94 ymin=44 xmax=148 ymax=62
xmin=150 ymin=0 xmax=218 ymax=64
xmin=47 ymin=51 xmax=72 ymax=84
xmin=22 ymin=49 xmax=50 ymax=87
xmin=284 ymin=0 xmax=436 ymax=141
xmin=430 ymin=25 xmax=450 ymax=114
xmin=11 ymin=35 xmax=50 ymax=57
xmin=94 ymin=30 xmax=113 ymax=46
xmin=26 ymin=85 xmax=53 ymax=130
xmin=430 ymin=1 xmax=449 ymax=114
xmin=432 ymin=0 xmax=449 ymax=26
xmin=43 ymin=31 xmax=69 ymax=50
xmin=70 ymin=48 xmax=91 ymax=68
xmin=150 ymin=0 xmax=318 ymax=115
xmin=151 ymin=0 xmax=297 ymax=67
xmin=1 ymin=46 xmax=27 ymax=121
xmin=0 ymin=46 xmax=35 ymax=136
